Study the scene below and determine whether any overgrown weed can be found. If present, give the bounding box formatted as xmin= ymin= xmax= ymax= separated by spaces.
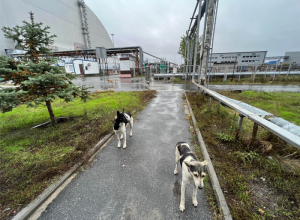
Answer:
xmin=186 ymin=92 xmax=300 ymax=219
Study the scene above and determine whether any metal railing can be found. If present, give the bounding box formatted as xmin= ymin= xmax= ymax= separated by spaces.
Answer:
xmin=192 ymin=81 xmax=300 ymax=149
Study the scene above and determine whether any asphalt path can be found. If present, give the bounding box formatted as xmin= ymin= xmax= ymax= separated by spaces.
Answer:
xmin=39 ymin=91 xmax=213 ymax=220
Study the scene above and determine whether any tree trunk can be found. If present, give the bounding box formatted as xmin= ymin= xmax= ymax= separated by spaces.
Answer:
xmin=46 ymin=100 xmax=57 ymax=125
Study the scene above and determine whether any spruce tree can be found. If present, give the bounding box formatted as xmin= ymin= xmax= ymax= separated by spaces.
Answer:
xmin=0 ymin=12 xmax=90 ymax=125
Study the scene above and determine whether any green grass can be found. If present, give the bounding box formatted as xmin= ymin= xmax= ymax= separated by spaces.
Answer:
xmin=220 ymin=91 xmax=300 ymax=126
xmin=208 ymin=75 xmax=300 ymax=85
xmin=0 ymin=90 xmax=157 ymax=220
xmin=186 ymin=92 xmax=300 ymax=220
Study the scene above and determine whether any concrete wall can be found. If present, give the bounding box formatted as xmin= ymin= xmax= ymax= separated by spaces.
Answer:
xmin=210 ymin=51 xmax=267 ymax=65
xmin=0 ymin=0 xmax=113 ymax=56
xmin=73 ymin=59 xmax=99 ymax=75
xmin=283 ymin=51 xmax=300 ymax=64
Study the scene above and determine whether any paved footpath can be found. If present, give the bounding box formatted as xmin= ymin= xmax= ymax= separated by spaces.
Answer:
xmin=39 ymin=91 xmax=213 ymax=220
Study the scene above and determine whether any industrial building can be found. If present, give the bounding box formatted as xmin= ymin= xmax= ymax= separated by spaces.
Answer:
xmin=283 ymin=51 xmax=300 ymax=65
xmin=0 ymin=0 xmax=113 ymax=56
xmin=210 ymin=51 xmax=267 ymax=65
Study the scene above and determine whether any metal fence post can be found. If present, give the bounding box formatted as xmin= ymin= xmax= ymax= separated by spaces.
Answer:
xmin=238 ymin=66 xmax=242 ymax=82
xmin=235 ymin=115 xmax=244 ymax=140
xmin=264 ymin=65 xmax=268 ymax=81
xmin=278 ymin=63 xmax=282 ymax=80
xmin=192 ymin=1 xmax=202 ymax=81
xmin=209 ymin=97 xmax=212 ymax=111
xmin=285 ymin=63 xmax=291 ymax=81
xmin=217 ymin=100 xmax=220 ymax=113
xmin=272 ymin=64 xmax=278 ymax=82
xmin=252 ymin=123 xmax=259 ymax=141
xmin=186 ymin=39 xmax=191 ymax=81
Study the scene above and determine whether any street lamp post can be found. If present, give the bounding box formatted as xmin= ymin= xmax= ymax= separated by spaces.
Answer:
xmin=110 ymin=34 xmax=115 ymax=47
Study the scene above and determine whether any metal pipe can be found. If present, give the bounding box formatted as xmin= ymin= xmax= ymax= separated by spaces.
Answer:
xmin=199 ymin=0 xmax=209 ymax=85
xmin=207 ymin=0 xmax=219 ymax=80
xmin=206 ymin=0 xmax=218 ymax=87
xmin=154 ymin=71 xmax=300 ymax=78
xmin=192 ymin=1 xmax=203 ymax=81
xmin=188 ymin=0 xmax=200 ymax=33
xmin=192 ymin=81 xmax=300 ymax=149
xmin=77 ymin=0 xmax=90 ymax=49
xmin=185 ymin=39 xmax=190 ymax=81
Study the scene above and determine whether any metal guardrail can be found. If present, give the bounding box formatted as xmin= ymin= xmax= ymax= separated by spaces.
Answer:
xmin=191 ymin=81 xmax=300 ymax=149
xmin=153 ymin=71 xmax=300 ymax=78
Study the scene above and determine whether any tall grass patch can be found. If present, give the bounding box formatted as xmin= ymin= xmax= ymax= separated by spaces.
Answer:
xmin=186 ymin=92 xmax=300 ymax=220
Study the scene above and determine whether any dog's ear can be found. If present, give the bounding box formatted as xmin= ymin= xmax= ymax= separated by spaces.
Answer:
xmin=122 ymin=108 xmax=124 ymax=113
xmin=201 ymin=160 xmax=208 ymax=173
xmin=184 ymin=161 xmax=191 ymax=168
xmin=184 ymin=160 xmax=198 ymax=168
xmin=117 ymin=111 xmax=120 ymax=116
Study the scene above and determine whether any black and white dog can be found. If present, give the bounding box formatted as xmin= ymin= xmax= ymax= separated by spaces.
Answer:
xmin=174 ymin=142 xmax=208 ymax=212
xmin=113 ymin=109 xmax=133 ymax=148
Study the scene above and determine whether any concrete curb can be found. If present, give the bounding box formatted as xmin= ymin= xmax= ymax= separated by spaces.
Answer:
xmin=13 ymin=109 xmax=139 ymax=220
xmin=184 ymin=91 xmax=232 ymax=220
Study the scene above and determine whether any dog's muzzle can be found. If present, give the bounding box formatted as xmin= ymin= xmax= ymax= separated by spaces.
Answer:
xmin=198 ymin=186 xmax=203 ymax=190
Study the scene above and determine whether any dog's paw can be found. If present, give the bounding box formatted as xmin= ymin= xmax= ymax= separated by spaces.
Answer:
xmin=118 ymin=143 xmax=121 ymax=148
xmin=193 ymin=200 xmax=198 ymax=207
xmin=179 ymin=204 xmax=185 ymax=212
xmin=123 ymin=145 xmax=127 ymax=149
xmin=174 ymin=170 xmax=178 ymax=175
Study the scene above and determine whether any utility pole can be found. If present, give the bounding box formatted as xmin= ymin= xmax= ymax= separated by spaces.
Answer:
xmin=231 ymin=57 xmax=238 ymax=82
xmin=111 ymin=34 xmax=115 ymax=47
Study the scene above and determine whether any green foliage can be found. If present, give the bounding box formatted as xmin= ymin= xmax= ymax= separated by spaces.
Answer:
xmin=0 ymin=12 xmax=91 ymax=123
xmin=2 ymin=11 xmax=56 ymax=62
xmin=235 ymin=151 xmax=260 ymax=164
xmin=215 ymin=133 xmax=235 ymax=142
xmin=178 ymin=33 xmax=201 ymax=65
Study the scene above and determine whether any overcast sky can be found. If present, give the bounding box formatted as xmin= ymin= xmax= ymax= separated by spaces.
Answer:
xmin=85 ymin=0 xmax=300 ymax=65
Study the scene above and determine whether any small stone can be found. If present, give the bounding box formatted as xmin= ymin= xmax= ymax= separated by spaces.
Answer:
xmin=258 ymin=208 xmax=265 ymax=215
xmin=122 ymin=165 xmax=125 ymax=167
xmin=2 ymin=208 xmax=11 ymax=213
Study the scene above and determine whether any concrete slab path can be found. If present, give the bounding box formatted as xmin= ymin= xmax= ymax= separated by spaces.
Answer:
xmin=38 ymin=91 xmax=213 ymax=220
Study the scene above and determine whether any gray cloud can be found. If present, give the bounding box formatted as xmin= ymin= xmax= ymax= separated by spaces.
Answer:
xmin=85 ymin=0 xmax=300 ymax=64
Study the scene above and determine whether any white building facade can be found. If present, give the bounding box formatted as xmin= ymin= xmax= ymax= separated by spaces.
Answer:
xmin=210 ymin=51 xmax=267 ymax=65
xmin=0 ymin=0 xmax=113 ymax=56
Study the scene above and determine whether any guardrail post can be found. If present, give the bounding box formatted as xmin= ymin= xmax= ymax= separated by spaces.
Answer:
xmin=264 ymin=65 xmax=268 ymax=82
xmin=238 ymin=67 xmax=242 ymax=82
xmin=272 ymin=65 xmax=278 ymax=82
xmin=285 ymin=64 xmax=291 ymax=81
xmin=252 ymin=123 xmax=259 ymax=141
xmin=235 ymin=115 xmax=244 ymax=140
xmin=209 ymin=97 xmax=212 ymax=111
xmin=217 ymin=100 xmax=220 ymax=113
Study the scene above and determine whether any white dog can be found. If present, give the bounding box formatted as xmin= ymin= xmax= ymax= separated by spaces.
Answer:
xmin=113 ymin=109 xmax=133 ymax=148
xmin=174 ymin=142 xmax=208 ymax=212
